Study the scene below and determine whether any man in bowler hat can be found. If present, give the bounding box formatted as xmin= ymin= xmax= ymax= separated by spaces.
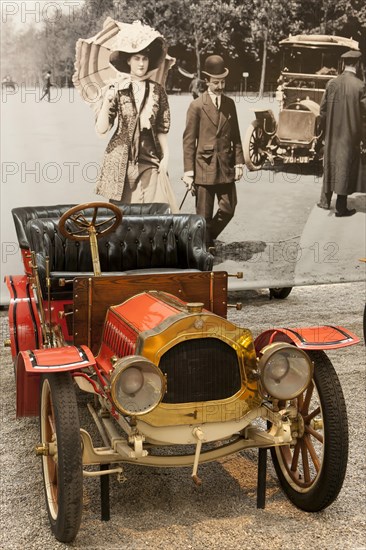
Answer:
xmin=317 ymin=49 xmax=366 ymax=216
xmin=183 ymin=55 xmax=244 ymax=247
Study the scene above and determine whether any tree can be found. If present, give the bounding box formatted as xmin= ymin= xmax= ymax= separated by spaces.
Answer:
xmin=0 ymin=19 xmax=18 ymax=78
xmin=0 ymin=22 xmax=44 ymax=85
xmin=171 ymin=0 xmax=248 ymax=76
xmin=112 ymin=0 xmax=185 ymax=46
xmin=246 ymin=0 xmax=299 ymax=96
xmin=4 ymin=0 xmax=365 ymax=93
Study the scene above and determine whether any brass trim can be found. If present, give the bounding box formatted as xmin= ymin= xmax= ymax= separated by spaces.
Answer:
xmin=109 ymin=356 xmax=167 ymax=416
xmin=136 ymin=314 xmax=260 ymax=426
xmin=30 ymin=251 xmax=49 ymax=345
xmin=186 ymin=302 xmax=204 ymax=313
xmin=35 ymin=443 xmax=49 ymax=456
xmin=89 ymin=226 xmax=101 ymax=276
xmin=87 ymin=277 xmax=92 ymax=349
xmin=58 ymin=278 xmax=74 ymax=286
xmin=141 ymin=388 xmax=262 ymax=427
xmin=209 ymin=272 xmax=214 ymax=311
xmin=228 ymin=302 xmax=243 ymax=310
xmin=140 ymin=314 xmax=253 ymax=363
xmin=53 ymin=323 xmax=66 ymax=347
xmin=135 ymin=311 xmax=204 ymax=354
xmin=58 ymin=310 xmax=73 ymax=319
xmin=45 ymin=257 xmax=51 ymax=328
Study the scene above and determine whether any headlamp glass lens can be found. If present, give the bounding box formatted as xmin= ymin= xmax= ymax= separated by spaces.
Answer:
xmin=111 ymin=357 xmax=165 ymax=415
xmin=120 ymin=367 xmax=144 ymax=395
xmin=260 ymin=346 xmax=312 ymax=399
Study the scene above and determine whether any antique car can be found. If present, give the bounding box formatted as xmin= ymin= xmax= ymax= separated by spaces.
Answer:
xmin=244 ymin=34 xmax=361 ymax=170
xmin=5 ymin=202 xmax=359 ymax=542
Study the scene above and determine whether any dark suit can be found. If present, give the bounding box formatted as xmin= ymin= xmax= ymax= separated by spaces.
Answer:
xmin=183 ymin=91 xmax=244 ymax=244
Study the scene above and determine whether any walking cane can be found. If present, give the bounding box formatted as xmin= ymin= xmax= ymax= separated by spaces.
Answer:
xmin=179 ymin=188 xmax=190 ymax=210
xmin=179 ymin=178 xmax=196 ymax=210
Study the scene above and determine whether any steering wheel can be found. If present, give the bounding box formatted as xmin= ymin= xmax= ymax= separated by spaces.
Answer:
xmin=59 ymin=202 xmax=122 ymax=241
xmin=58 ymin=202 xmax=122 ymax=276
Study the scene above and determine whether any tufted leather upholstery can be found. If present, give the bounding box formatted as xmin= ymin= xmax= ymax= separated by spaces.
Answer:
xmin=12 ymin=203 xmax=171 ymax=250
xmin=27 ymin=214 xmax=213 ymax=299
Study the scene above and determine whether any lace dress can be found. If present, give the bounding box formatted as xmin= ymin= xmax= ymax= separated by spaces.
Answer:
xmin=95 ymin=79 xmax=170 ymax=202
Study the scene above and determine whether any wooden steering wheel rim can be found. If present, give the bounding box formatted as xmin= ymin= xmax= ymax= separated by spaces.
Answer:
xmin=58 ymin=202 xmax=122 ymax=241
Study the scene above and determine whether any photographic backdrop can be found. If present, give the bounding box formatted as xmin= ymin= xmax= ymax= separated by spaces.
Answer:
xmin=1 ymin=0 xmax=365 ymax=303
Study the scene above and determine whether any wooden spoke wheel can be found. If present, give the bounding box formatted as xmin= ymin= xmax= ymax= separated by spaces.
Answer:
xmin=270 ymin=350 xmax=348 ymax=511
xmin=243 ymin=120 xmax=267 ymax=171
xmin=40 ymin=373 xmax=83 ymax=542
xmin=58 ymin=202 xmax=122 ymax=241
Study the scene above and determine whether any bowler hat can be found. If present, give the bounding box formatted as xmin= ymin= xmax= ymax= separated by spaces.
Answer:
xmin=341 ymin=50 xmax=361 ymax=60
xmin=202 ymin=55 xmax=229 ymax=78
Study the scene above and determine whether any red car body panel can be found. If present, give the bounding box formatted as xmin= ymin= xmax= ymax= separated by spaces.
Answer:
xmin=5 ymin=275 xmax=42 ymax=359
xmin=96 ymin=293 xmax=189 ymax=374
xmin=15 ymin=345 xmax=95 ymax=417
xmin=255 ymin=325 xmax=360 ymax=352
xmin=112 ymin=292 xmax=184 ymax=332
xmin=96 ymin=309 xmax=138 ymax=375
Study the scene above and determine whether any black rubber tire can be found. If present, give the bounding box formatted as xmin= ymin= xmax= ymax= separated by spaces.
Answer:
xmin=40 ymin=373 xmax=83 ymax=542
xmin=243 ymin=120 xmax=267 ymax=171
xmin=270 ymin=350 xmax=348 ymax=512
xmin=269 ymin=287 xmax=293 ymax=300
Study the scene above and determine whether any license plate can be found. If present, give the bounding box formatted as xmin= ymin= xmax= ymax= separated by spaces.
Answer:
xmin=283 ymin=156 xmax=309 ymax=164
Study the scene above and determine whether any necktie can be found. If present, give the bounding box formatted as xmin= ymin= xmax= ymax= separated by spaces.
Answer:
xmin=215 ymin=96 xmax=219 ymax=109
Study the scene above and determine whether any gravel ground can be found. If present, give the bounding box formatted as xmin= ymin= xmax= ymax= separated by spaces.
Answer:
xmin=0 ymin=282 xmax=365 ymax=550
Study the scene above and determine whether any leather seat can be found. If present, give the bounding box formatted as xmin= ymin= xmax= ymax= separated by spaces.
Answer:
xmin=12 ymin=203 xmax=171 ymax=250
xmin=27 ymin=214 xmax=213 ymax=299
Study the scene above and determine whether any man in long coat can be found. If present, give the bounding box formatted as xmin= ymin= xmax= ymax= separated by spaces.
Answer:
xmin=317 ymin=50 xmax=366 ymax=216
xmin=183 ymin=55 xmax=244 ymax=246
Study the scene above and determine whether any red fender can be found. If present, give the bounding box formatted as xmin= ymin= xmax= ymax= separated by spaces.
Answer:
xmin=254 ymin=325 xmax=360 ymax=354
xmin=15 ymin=345 xmax=95 ymax=417
xmin=5 ymin=275 xmax=42 ymax=360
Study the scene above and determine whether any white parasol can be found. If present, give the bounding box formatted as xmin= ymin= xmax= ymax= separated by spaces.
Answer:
xmin=73 ymin=18 xmax=175 ymax=109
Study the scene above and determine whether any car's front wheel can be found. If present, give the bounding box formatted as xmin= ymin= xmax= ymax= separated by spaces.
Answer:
xmin=243 ymin=120 xmax=267 ymax=171
xmin=270 ymin=350 xmax=348 ymax=511
xmin=40 ymin=373 xmax=83 ymax=542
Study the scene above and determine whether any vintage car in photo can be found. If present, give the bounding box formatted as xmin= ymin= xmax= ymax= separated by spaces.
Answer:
xmin=5 ymin=202 xmax=359 ymax=542
xmin=244 ymin=34 xmax=361 ymax=170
